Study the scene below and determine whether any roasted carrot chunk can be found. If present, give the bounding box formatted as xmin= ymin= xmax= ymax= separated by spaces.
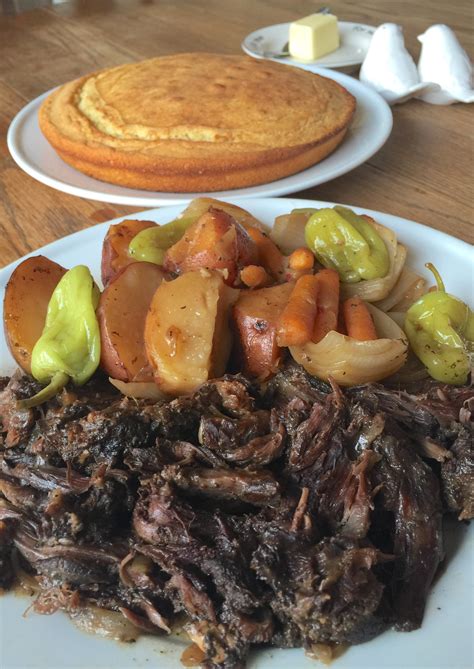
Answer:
xmin=288 ymin=247 xmax=314 ymax=271
xmin=277 ymin=275 xmax=319 ymax=347
xmin=312 ymin=269 xmax=340 ymax=343
xmin=246 ymin=227 xmax=284 ymax=278
xmin=240 ymin=265 xmax=271 ymax=288
xmin=343 ymin=296 xmax=378 ymax=341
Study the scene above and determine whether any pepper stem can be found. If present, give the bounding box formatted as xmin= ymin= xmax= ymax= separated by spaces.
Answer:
xmin=425 ymin=263 xmax=445 ymax=292
xmin=17 ymin=372 xmax=70 ymax=409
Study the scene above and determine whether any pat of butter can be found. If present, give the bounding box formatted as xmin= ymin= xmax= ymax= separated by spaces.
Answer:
xmin=289 ymin=14 xmax=339 ymax=61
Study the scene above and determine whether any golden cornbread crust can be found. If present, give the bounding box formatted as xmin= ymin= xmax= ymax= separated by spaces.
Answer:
xmin=39 ymin=53 xmax=356 ymax=192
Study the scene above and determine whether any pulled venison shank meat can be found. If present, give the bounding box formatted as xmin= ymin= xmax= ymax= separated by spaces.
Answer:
xmin=0 ymin=366 xmax=472 ymax=668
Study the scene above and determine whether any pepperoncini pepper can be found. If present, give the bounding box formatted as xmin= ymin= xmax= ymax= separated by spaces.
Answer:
xmin=405 ymin=264 xmax=474 ymax=385
xmin=19 ymin=266 xmax=101 ymax=408
xmin=304 ymin=206 xmax=390 ymax=283
xmin=129 ymin=216 xmax=195 ymax=265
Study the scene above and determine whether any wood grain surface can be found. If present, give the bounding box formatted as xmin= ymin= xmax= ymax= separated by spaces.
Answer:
xmin=0 ymin=0 xmax=473 ymax=268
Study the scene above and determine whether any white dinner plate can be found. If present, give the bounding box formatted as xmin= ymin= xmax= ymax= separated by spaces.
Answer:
xmin=6 ymin=71 xmax=392 ymax=207
xmin=0 ymin=198 xmax=472 ymax=669
xmin=241 ymin=21 xmax=375 ymax=71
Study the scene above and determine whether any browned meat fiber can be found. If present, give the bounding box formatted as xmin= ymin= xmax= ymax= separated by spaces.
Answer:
xmin=0 ymin=365 xmax=472 ymax=668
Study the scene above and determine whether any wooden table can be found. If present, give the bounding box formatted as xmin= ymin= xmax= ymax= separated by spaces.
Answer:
xmin=0 ymin=0 xmax=472 ymax=267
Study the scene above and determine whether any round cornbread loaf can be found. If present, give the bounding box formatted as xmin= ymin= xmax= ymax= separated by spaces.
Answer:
xmin=39 ymin=53 xmax=356 ymax=192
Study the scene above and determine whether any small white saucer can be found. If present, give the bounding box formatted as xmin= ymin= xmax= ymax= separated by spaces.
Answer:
xmin=242 ymin=21 xmax=375 ymax=71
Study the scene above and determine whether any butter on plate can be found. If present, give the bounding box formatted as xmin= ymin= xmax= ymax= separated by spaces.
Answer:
xmin=289 ymin=14 xmax=339 ymax=61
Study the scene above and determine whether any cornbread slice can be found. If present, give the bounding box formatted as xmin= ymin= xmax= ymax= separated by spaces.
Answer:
xmin=39 ymin=53 xmax=356 ymax=192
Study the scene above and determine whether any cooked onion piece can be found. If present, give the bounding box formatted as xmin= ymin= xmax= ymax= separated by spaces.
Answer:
xmin=341 ymin=222 xmax=406 ymax=302
xmin=391 ymin=278 xmax=427 ymax=312
xmin=108 ymin=378 xmax=167 ymax=400
xmin=384 ymin=311 xmax=429 ymax=384
xmin=290 ymin=304 xmax=408 ymax=386
xmin=385 ymin=310 xmax=405 ymax=328
xmin=374 ymin=266 xmax=427 ymax=313
xmin=178 ymin=197 xmax=267 ymax=232
xmin=69 ymin=605 xmax=140 ymax=642
xmin=270 ymin=211 xmax=311 ymax=255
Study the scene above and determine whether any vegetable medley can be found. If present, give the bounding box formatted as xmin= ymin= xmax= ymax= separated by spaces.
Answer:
xmin=3 ymin=198 xmax=473 ymax=404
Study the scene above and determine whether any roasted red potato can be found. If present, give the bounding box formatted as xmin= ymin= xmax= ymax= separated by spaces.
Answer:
xmin=3 ymin=256 xmax=66 ymax=374
xmin=101 ymin=219 xmax=156 ymax=285
xmin=163 ymin=209 xmax=257 ymax=285
xmin=145 ymin=270 xmax=239 ymax=395
xmin=98 ymin=262 xmax=165 ymax=381
xmin=232 ymin=282 xmax=293 ymax=379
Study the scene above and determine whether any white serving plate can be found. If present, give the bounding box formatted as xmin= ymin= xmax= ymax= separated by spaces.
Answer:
xmin=0 ymin=198 xmax=472 ymax=669
xmin=6 ymin=71 xmax=392 ymax=207
xmin=241 ymin=21 xmax=375 ymax=70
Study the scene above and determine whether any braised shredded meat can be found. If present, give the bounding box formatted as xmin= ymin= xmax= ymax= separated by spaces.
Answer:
xmin=0 ymin=365 xmax=472 ymax=668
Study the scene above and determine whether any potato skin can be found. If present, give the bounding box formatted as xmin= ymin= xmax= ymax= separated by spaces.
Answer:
xmin=164 ymin=209 xmax=257 ymax=285
xmin=3 ymin=256 xmax=66 ymax=374
xmin=101 ymin=219 xmax=156 ymax=286
xmin=232 ymin=282 xmax=293 ymax=379
xmin=145 ymin=270 xmax=238 ymax=395
xmin=98 ymin=262 xmax=165 ymax=381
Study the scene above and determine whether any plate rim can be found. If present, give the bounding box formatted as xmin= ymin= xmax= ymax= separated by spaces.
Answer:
xmin=241 ymin=20 xmax=376 ymax=68
xmin=6 ymin=72 xmax=392 ymax=207
xmin=1 ymin=196 xmax=470 ymax=278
